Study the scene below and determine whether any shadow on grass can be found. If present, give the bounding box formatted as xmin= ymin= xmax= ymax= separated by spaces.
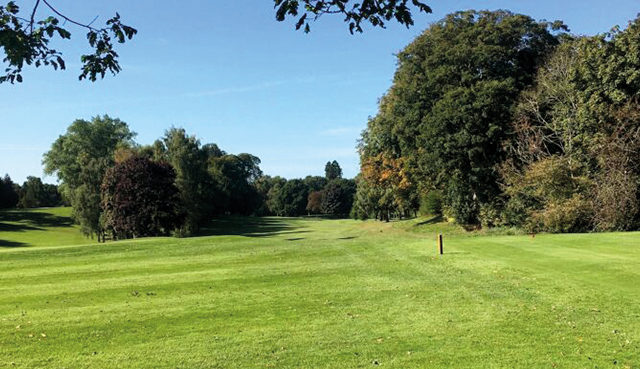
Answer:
xmin=0 ymin=239 xmax=27 ymax=248
xmin=0 ymin=222 xmax=42 ymax=232
xmin=414 ymin=215 xmax=443 ymax=227
xmin=0 ymin=209 xmax=73 ymax=233
xmin=198 ymin=216 xmax=308 ymax=238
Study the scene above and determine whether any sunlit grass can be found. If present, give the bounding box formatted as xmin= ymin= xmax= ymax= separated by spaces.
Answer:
xmin=1 ymin=211 xmax=639 ymax=368
xmin=0 ymin=207 xmax=97 ymax=248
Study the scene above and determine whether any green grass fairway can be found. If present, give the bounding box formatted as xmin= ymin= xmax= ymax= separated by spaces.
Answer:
xmin=0 ymin=207 xmax=97 ymax=248
xmin=1 ymin=214 xmax=640 ymax=368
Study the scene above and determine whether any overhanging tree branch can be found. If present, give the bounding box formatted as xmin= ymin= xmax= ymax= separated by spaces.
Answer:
xmin=0 ymin=0 xmax=136 ymax=83
xmin=2 ymin=0 xmax=432 ymax=84
xmin=274 ymin=0 xmax=432 ymax=33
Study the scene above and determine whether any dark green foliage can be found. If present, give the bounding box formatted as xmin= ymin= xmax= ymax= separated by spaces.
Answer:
xmin=209 ymin=153 xmax=263 ymax=215
xmin=324 ymin=160 xmax=342 ymax=180
xmin=321 ymin=179 xmax=356 ymax=216
xmin=274 ymin=179 xmax=309 ymax=217
xmin=0 ymin=1 xmax=136 ymax=83
xmin=263 ymin=176 xmax=288 ymax=216
xmin=0 ymin=174 xmax=19 ymax=208
xmin=155 ymin=128 xmax=215 ymax=234
xmin=262 ymin=164 xmax=356 ymax=218
xmin=350 ymin=175 xmax=374 ymax=220
xmin=101 ymin=156 xmax=183 ymax=239
xmin=274 ymin=0 xmax=431 ymax=33
xmin=253 ymin=176 xmax=280 ymax=216
xmin=501 ymin=17 xmax=640 ymax=232
xmin=358 ymin=10 xmax=564 ymax=225
xmin=43 ymin=116 xmax=135 ymax=238
xmin=303 ymin=176 xmax=328 ymax=192
xmin=17 ymin=176 xmax=62 ymax=208
xmin=41 ymin=183 xmax=63 ymax=207
xmin=419 ymin=190 xmax=442 ymax=216
xmin=17 ymin=176 xmax=45 ymax=208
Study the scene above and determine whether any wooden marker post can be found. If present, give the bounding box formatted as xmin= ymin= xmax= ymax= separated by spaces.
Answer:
xmin=437 ymin=233 xmax=443 ymax=255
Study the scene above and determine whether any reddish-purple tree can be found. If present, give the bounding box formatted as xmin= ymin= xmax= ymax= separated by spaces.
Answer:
xmin=101 ymin=156 xmax=183 ymax=240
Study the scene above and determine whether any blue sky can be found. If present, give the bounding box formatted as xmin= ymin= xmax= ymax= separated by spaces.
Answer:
xmin=1 ymin=0 xmax=639 ymax=184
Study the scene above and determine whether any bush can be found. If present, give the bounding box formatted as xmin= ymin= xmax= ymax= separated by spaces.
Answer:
xmin=478 ymin=201 xmax=504 ymax=229
xmin=502 ymin=156 xmax=594 ymax=232
xmin=527 ymin=194 xmax=593 ymax=233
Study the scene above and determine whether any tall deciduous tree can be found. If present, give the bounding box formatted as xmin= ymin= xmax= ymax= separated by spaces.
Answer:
xmin=272 ymin=179 xmax=309 ymax=216
xmin=264 ymin=176 xmax=288 ymax=216
xmin=209 ymin=153 xmax=263 ymax=215
xmin=18 ymin=176 xmax=45 ymax=208
xmin=321 ymin=178 xmax=356 ymax=216
xmin=359 ymin=10 xmax=564 ymax=224
xmin=155 ymin=128 xmax=214 ymax=233
xmin=43 ymin=115 xmax=135 ymax=238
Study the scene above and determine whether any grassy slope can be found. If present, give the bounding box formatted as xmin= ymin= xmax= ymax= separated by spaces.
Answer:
xmin=1 ymin=212 xmax=640 ymax=368
xmin=0 ymin=207 xmax=97 ymax=248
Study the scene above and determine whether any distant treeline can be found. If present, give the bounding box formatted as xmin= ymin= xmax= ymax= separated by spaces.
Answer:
xmin=0 ymin=175 xmax=63 ymax=209
xmin=31 ymin=116 xmax=355 ymax=241
xmin=353 ymin=10 xmax=640 ymax=232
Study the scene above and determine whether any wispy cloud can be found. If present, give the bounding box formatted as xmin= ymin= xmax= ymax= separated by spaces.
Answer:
xmin=184 ymin=76 xmax=320 ymax=98
xmin=184 ymin=80 xmax=289 ymax=98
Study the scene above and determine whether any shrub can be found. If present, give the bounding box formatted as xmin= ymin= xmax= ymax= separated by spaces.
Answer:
xmin=527 ymin=194 xmax=593 ymax=233
xmin=478 ymin=201 xmax=504 ymax=229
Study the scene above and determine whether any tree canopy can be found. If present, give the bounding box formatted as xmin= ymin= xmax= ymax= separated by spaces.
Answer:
xmin=353 ymin=10 xmax=640 ymax=233
xmin=357 ymin=10 xmax=565 ymax=224
xmin=43 ymin=115 xmax=135 ymax=238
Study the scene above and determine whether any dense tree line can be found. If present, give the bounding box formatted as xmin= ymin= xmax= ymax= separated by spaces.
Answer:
xmin=0 ymin=175 xmax=19 ymax=209
xmin=354 ymin=10 xmax=640 ymax=233
xmin=253 ymin=161 xmax=356 ymax=217
xmin=0 ymin=174 xmax=63 ymax=209
xmin=41 ymin=117 xmax=355 ymax=240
